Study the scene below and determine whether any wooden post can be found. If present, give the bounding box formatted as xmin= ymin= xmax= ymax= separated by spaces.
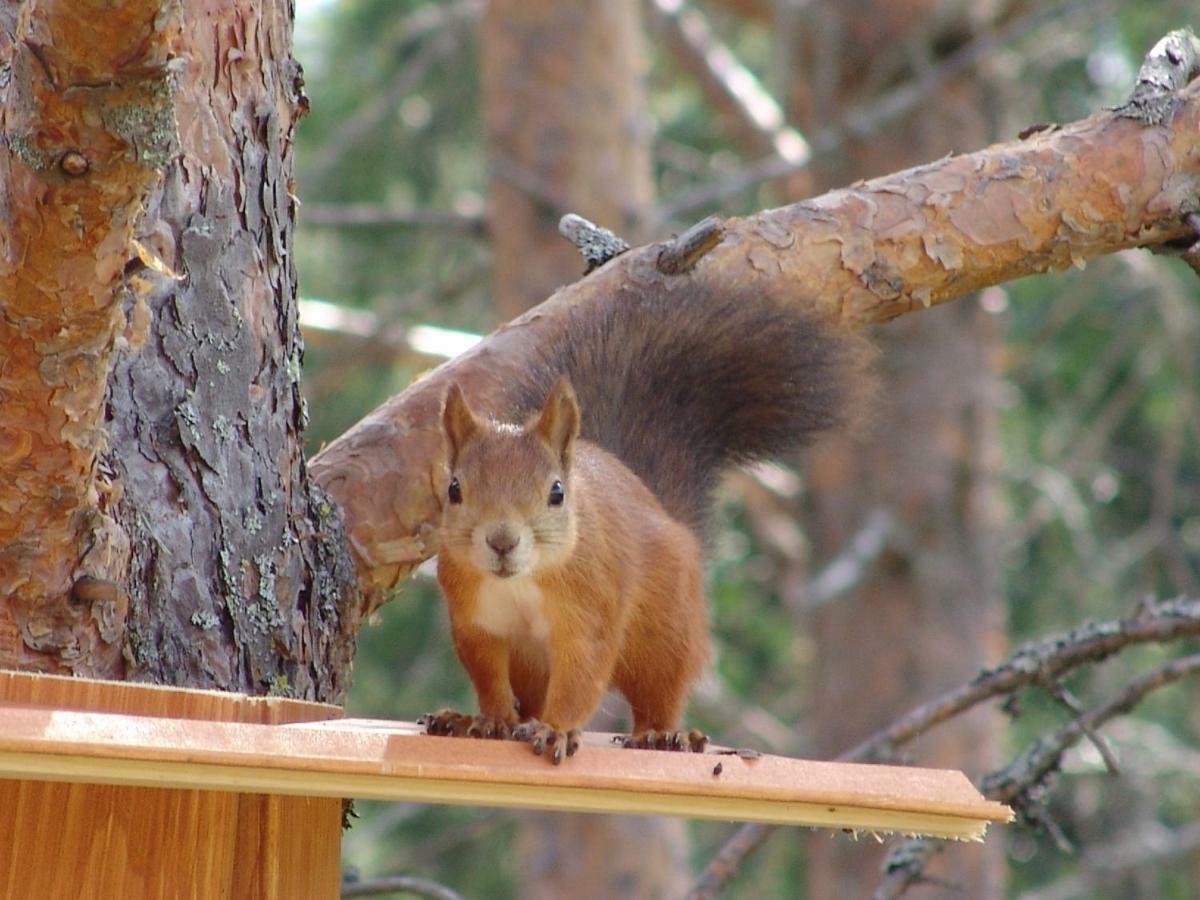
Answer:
xmin=0 ymin=672 xmax=343 ymax=900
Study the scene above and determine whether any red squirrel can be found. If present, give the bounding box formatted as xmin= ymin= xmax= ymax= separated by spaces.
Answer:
xmin=423 ymin=281 xmax=870 ymax=762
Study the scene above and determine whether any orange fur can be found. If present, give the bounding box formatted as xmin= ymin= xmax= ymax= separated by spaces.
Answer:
xmin=431 ymin=290 xmax=871 ymax=760
xmin=436 ymin=382 xmax=709 ymax=739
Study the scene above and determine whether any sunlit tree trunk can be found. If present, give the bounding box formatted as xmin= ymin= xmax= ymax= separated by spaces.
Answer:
xmin=0 ymin=0 xmax=358 ymax=700
xmin=482 ymin=0 xmax=654 ymax=318
xmin=793 ymin=1 xmax=1008 ymax=895
xmin=480 ymin=0 xmax=689 ymax=894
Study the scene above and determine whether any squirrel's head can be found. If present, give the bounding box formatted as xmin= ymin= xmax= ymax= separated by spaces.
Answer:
xmin=438 ymin=379 xmax=580 ymax=579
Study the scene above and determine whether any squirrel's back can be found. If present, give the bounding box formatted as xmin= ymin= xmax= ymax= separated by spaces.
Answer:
xmin=510 ymin=280 xmax=872 ymax=536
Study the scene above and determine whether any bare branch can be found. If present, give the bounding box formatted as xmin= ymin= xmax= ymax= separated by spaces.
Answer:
xmin=301 ymin=203 xmax=486 ymax=235
xmin=983 ymin=653 xmax=1200 ymax=808
xmin=846 ymin=597 xmax=1200 ymax=763
xmin=877 ymin=653 xmax=1200 ymax=898
xmin=341 ymin=874 xmax=466 ymax=900
xmin=646 ymin=0 xmax=809 ymax=162
xmin=872 ymin=840 xmax=943 ymax=900
xmin=1114 ymin=27 xmax=1200 ymax=125
xmin=686 ymin=820 xmax=775 ymax=900
xmin=687 ymin=597 xmax=1200 ymax=898
xmin=654 ymin=0 xmax=1105 ymax=224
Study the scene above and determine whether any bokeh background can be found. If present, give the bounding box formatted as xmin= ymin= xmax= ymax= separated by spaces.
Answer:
xmin=293 ymin=2 xmax=1200 ymax=897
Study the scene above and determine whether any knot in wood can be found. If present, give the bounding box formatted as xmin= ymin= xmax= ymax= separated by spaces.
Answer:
xmin=60 ymin=151 xmax=90 ymax=177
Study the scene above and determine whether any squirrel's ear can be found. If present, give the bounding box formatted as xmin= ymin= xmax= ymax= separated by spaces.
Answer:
xmin=534 ymin=378 xmax=580 ymax=469
xmin=442 ymin=383 xmax=481 ymax=461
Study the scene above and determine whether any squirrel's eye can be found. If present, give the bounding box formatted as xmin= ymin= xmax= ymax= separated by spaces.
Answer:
xmin=448 ymin=477 xmax=462 ymax=505
xmin=548 ymin=480 xmax=565 ymax=507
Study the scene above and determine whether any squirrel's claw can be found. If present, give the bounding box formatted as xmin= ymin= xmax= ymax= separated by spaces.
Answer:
xmin=420 ymin=709 xmax=515 ymax=740
xmin=617 ymin=728 xmax=708 ymax=753
xmin=419 ymin=708 xmax=472 ymax=736
xmin=467 ymin=716 xmax=513 ymax=740
xmin=514 ymin=720 xmax=581 ymax=764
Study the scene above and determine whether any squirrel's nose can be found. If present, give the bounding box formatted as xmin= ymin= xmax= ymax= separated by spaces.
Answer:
xmin=487 ymin=529 xmax=518 ymax=557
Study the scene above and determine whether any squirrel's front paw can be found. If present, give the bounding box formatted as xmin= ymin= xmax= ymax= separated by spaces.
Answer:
xmin=420 ymin=709 xmax=517 ymax=740
xmin=419 ymin=708 xmax=474 ymax=737
xmin=616 ymin=728 xmax=708 ymax=753
xmin=513 ymin=720 xmax=581 ymax=765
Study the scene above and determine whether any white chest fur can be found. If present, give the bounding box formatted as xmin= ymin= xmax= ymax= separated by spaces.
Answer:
xmin=473 ymin=576 xmax=551 ymax=644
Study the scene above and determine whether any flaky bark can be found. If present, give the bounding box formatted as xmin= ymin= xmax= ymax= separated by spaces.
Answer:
xmin=1 ymin=0 xmax=358 ymax=699
xmin=309 ymin=79 xmax=1200 ymax=609
xmin=0 ymin=1 xmax=179 ymax=670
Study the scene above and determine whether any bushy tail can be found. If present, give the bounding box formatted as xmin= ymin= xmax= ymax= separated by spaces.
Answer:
xmin=509 ymin=280 xmax=872 ymax=536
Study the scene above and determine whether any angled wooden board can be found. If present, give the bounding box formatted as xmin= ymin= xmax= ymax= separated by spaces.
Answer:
xmin=0 ymin=701 xmax=1011 ymax=840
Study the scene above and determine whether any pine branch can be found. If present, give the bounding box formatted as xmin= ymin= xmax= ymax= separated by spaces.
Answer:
xmin=311 ymin=70 xmax=1200 ymax=599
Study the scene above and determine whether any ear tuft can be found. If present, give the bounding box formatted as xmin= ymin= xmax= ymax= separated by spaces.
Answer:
xmin=533 ymin=378 xmax=581 ymax=469
xmin=442 ymin=383 xmax=481 ymax=462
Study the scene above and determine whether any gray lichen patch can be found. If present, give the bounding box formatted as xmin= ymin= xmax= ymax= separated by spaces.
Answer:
xmin=6 ymin=131 xmax=56 ymax=171
xmin=191 ymin=609 xmax=220 ymax=630
xmin=308 ymin=483 xmax=354 ymax=617
xmin=212 ymin=414 xmax=235 ymax=442
xmin=218 ymin=546 xmax=241 ymax=601
xmin=287 ymin=348 xmax=302 ymax=384
xmin=174 ymin=394 xmax=202 ymax=443
xmin=266 ymin=673 xmax=294 ymax=697
xmin=242 ymin=505 xmax=264 ymax=534
xmin=104 ymin=73 xmax=179 ymax=168
xmin=244 ymin=554 xmax=285 ymax=634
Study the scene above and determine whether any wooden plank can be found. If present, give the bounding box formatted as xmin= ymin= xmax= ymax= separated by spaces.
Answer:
xmin=0 ymin=669 xmax=341 ymax=725
xmin=0 ymin=706 xmax=1010 ymax=840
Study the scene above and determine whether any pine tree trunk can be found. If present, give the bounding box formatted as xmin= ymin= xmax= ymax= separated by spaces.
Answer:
xmin=482 ymin=0 xmax=654 ymax=319
xmin=0 ymin=0 xmax=358 ymax=701
xmin=794 ymin=2 xmax=1007 ymax=895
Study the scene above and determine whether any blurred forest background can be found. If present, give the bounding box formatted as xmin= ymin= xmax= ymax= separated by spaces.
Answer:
xmin=292 ymin=1 xmax=1200 ymax=897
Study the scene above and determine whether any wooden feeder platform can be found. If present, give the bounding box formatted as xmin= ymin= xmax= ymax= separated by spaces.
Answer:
xmin=0 ymin=671 xmax=1010 ymax=899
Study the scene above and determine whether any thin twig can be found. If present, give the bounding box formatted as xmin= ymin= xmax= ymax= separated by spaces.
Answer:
xmin=687 ymin=597 xmax=1200 ymax=898
xmin=647 ymin=0 xmax=808 ymax=161
xmin=881 ymin=654 xmax=1200 ymax=898
xmin=845 ymin=597 xmax=1200 ymax=764
xmin=654 ymin=0 xmax=1102 ymax=225
xmin=302 ymin=203 xmax=486 ymax=235
xmin=342 ymin=874 xmax=466 ymax=900
xmin=306 ymin=24 xmax=468 ymax=188
xmin=983 ymin=653 xmax=1200 ymax=807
